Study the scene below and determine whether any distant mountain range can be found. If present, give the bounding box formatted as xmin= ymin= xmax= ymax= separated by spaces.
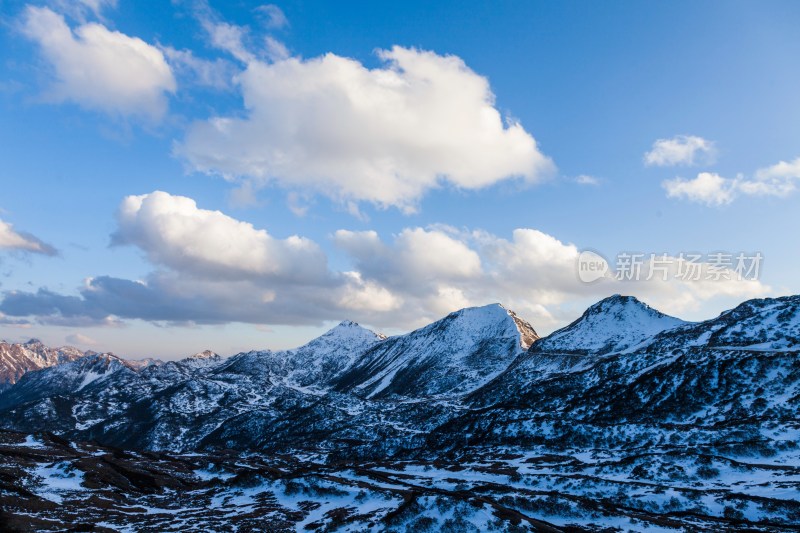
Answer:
xmin=0 ymin=339 xmax=85 ymax=392
xmin=0 ymin=338 xmax=163 ymax=392
xmin=1 ymin=294 xmax=799 ymax=531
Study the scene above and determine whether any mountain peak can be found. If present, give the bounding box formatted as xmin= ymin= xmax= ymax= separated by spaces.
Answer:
xmin=443 ymin=304 xmax=538 ymax=349
xmin=532 ymin=294 xmax=685 ymax=355
xmin=314 ymin=320 xmax=384 ymax=345
xmin=587 ymin=294 xmax=647 ymax=312
xmin=444 ymin=303 xmax=511 ymax=326
xmin=189 ymin=350 xmax=218 ymax=360
xmin=333 ymin=303 xmax=535 ymax=399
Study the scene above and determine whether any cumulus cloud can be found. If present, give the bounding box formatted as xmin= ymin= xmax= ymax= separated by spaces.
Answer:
xmin=663 ymin=172 xmax=736 ymax=206
xmin=203 ymin=19 xmax=254 ymax=63
xmin=334 ymin=227 xmax=482 ymax=287
xmin=177 ymin=46 xmax=554 ymax=211
xmin=0 ymin=218 xmax=57 ymax=256
xmin=742 ymin=158 xmax=800 ymax=197
xmin=339 ymin=226 xmax=768 ymax=328
xmin=112 ymin=191 xmax=329 ymax=284
xmin=0 ymin=311 xmax=31 ymax=327
xmin=644 ymin=135 xmax=716 ymax=167
xmin=21 ymin=6 xmax=176 ymax=120
xmin=0 ymin=193 xmax=768 ymax=332
xmin=663 ymin=157 xmax=800 ymax=206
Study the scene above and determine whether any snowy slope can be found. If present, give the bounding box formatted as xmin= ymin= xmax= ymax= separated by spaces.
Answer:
xmin=145 ymin=350 xmax=225 ymax=379
xmin=220 ymin=320 xmax=385 ymax=389
xmin=531 ymin=294 xmax=686 ymax=355
xmin=642 ymin=294 xmax=800 ymax=352
xmin=278 ymin=320 xmax=387 ymax=388
xmin=0 ymin=353 xmax=135 ymax=411
xmin=333 ymin=304 xmax=538 ymax=399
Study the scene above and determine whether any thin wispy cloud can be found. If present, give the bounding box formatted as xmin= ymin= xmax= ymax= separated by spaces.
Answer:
xmin=644 ymin=135 xmax=716 ymax=167
xmin=65 ymin=332 xmax=99 ymax=346
xmin=575 ymin=174 xmax=600 ymax=186
xmin=256 ymin=4 xmax=289 ymax=30
xmin=0 ymin=218 xmax=57 ymax=256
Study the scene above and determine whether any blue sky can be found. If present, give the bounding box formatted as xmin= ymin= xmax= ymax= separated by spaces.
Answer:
xmin=1 ymin=0 xmax=799 ymax=359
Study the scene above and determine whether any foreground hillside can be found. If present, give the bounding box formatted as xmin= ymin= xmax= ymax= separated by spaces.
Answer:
xmin=1 ymin=295 xmax=799 ymax=531
xmin=2 ymin=429 xmax=798 ymax=532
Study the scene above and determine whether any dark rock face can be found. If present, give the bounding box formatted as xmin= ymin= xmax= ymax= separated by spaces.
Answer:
xmin=1 ymin=296 xmax=799 ymax=530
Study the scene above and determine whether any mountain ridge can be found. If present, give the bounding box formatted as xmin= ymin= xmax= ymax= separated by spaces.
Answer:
xmin=1 ymin=295 xmax=799 ymax=529
xmin=0 ymin=339 xmax=85 ymax=391
xmin=1 ymin=294 xmax=797 ymax=457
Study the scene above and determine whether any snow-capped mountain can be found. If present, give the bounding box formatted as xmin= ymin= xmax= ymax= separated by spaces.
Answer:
xmin=638 ymin=294 xmax=800 ymax=353
xmin=221 ymin=319 xmax=385 ymax=390
xmin=147 ymin=349 xmax=223 ymax=377
xmin=2 ymin=295 xmax=797 ymax=456
xmin=438 ymin=294 xmax=800 ymax=458
xmin=0 ymin=339 xmax=85 ymax=391
xmin=333 ymin=303 xmax=537 ymax=399
xmin=0 ymin=304 xmax=536 ymax=452
xmin=1 ymin=295 xmax=799 ymax=529
xmin=124 ymin=357 xmax=164 ymax=370
xmin=0 ymin=352 xmax=134 ymax=409
xmin=530 ymin=294 xmax=685 ymax=355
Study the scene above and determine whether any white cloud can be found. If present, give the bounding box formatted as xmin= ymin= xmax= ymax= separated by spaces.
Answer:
xmin=203 ymin=18 xmax=255 ymax=63
xmin=161 ymin=46 xmax=235 ymax=91
xmin=334 ymin=227 xmax=482 ymax=291
xmin=21 ymin=6 xmax=176 ymax=120
xmin=0 ymin=193 xmax=769 ymax=333
xmin=0 ymin=218 xmax=57 ymax=255
xmin=575 ymin=174 xmax=600 ymax=186
xmin=178 ymin=46 xmax=554 ymax=211
xmin=78 ymin=0 xmax=117 ymax=15
xmin=112 ymin=191 xmax=329 ymax=284
xmin=644 ymin=135 xmax=716 ymax=167
xmin=662 ymin=172 xmax=736 ymax=206
xmin=337 ymin=271 xmax=401 ymax=313
xmin=48 ymin=0 xmax=117 ymax=22
xmin=256 ymin=4 xmax=289 ymax=29
xmin=263 ymin=36 xmax=290 ymax=61
xmin=742 ymin=157 xmax=800 ymax=197
xmin=663 ymin=157 xmax=800 ymax=205
xmin=334 ymin=226 xmax=767 ymax=330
